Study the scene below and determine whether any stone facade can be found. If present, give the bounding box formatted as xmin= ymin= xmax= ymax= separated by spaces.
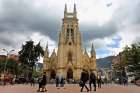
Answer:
xmin=43 ymin=4 xmax=96 ymax=81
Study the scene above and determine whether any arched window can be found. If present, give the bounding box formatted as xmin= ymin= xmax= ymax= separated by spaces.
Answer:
xmin=68 ymin=52 xmax=72 ymax=62
xmin=71 ymin=29 xmax=74 ymax=42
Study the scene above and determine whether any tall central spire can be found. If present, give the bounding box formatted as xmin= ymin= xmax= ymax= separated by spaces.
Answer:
xmin=74 ymin=3 xmax=76 ymax=13
xmin=64 ymin=4 xmax=67 ymax=18
xmin=64 ymin=4 xmax=67 ymax=13
xmin=73 ymin=4 xmax=77 ymax=18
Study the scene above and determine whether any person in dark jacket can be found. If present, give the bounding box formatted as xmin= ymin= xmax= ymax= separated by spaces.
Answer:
xmin=80 ymin=69 xmax=89 ymax=92
xmin=56 ymin=75 xmax=60 ymax=87
xmin=60 ymin=76 xmax=65 ymax=87
xmin=97 ymin=73 xmax=102 ymax=88
xmin=30 ymin=77 xmax=35 ymax=86
xmin=89 ymin=70 xmax=96 ymax=91
xmin=37 ymin=75 xmax=47 ymax=92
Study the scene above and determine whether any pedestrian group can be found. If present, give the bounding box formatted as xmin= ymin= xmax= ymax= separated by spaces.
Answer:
xmin=37 ymin=69 xmax=103 ymax=92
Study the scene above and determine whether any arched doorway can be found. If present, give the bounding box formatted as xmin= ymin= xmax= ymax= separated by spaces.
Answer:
xmin=67 ymin=68 xmax=73 ymax=83
xmin=50 ymin=69 xmax=56 ymax=79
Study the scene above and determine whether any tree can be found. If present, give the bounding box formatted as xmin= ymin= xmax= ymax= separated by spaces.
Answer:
xmin=123 ymin=43 xmax=140 ymax=76
xmin=0 ymin=59 xmax=19 ymax=75
xmin=0 ymin=61 xmax=5 ymax=73
xmin=113 ymin=43 xmax=140 ymax=79
xmin=18 ymin=40 xmax=44 ymax=77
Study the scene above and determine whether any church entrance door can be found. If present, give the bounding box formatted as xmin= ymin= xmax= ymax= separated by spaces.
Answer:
xmin=50 ymin=69 xmax=56 ymax=79
xmin=67 ymin=68 xmax=73 ymax=83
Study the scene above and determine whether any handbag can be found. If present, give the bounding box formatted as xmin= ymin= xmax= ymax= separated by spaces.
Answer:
xmin=79 ymin=81 xmax=84 ymax=87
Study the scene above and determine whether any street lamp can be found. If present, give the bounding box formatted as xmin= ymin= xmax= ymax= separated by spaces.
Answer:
xmin=0 ymin=48 xmax=15 ymax=74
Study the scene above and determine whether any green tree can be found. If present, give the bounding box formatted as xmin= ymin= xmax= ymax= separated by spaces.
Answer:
xmin=113 ymin=43 xmax=140 ymax=79
xmin=0 ymin=61 xmax=5 ymax=73
xmin=0 ymin=59 xmax=19 ymax=75
xmin=123 ymin=43 xmax=140 ymax=76
xmin=18 ymin=40 xmax=44 ymax=77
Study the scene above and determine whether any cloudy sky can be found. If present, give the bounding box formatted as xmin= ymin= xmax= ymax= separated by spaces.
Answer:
xmin=0 ymin=0 xmax=140 ymax=60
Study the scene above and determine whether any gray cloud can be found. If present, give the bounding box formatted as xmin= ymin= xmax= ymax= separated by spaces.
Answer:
xmin=80 ymin=20 xmax=117 ymax=47
xmin=0 ymin=0 xmax=60 ymax=41
xmin=113 ymin=0 xmax=140 ymax=27
xmin=0 ymin=0 xmax=140 ymax=57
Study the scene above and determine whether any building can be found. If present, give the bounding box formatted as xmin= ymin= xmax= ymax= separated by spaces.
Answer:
xmin=0 ymin=55 xmax=6 ymax=62
xmin=43 ymin=4 xmax=96 ymax=81
xmin=8 ymin=54 xmax=19 ymax=63
xmin=0 ymin=54 xmax=19 ymax=63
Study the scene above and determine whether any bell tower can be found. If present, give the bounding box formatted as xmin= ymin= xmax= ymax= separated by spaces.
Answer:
xmin=57 ymin=4 xmax=83 ymax=80
xmin=61 ymin=4 xmax=80 ymax=45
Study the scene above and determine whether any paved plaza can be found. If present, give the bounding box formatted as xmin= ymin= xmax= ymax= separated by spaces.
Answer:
xmin=0 ymin=84 xmax=140 ymax=93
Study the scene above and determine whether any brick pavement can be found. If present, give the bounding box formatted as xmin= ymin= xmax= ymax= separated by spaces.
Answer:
xmin=0 ymin=84 xmax=140 ymax=93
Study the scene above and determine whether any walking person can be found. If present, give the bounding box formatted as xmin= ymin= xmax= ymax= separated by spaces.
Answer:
xmin=80 ymin=69 xmax=89 ymax=92
xmin=89 ymin=70 xmax=96 ymax=91
xmin=60 ymin=76 xmax=65 ymax=87
xmin=55 ymin=75 xmax=59 ymax=87
xmin=119 ymin=77 xmax=122 ymax=85
xmin=25 ymin=77 xmax=29 ymax=85
xmin=97 ymin=73 xmax=102 ymax=88
xmin=123 ymin=76 xmax=128 ymax=86
xmin=37 ymin=74 xmax=47 ymax=92
xmin=12 ymin=75 xmax=16 ymax=85
xmin=30 ymin=77 xmax=35 ymax=86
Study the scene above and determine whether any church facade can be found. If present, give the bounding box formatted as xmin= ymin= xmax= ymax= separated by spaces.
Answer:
xmin=43 ymin=4 xmax=96 ymax=81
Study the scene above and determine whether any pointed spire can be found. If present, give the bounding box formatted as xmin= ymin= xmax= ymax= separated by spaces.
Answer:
xmin=84 ymin=48 xmax=87 ymax=53
xmin=84 ymin=48 xmax=89 ymax=57
xmin=52 ymin=48 xmax=56 ymax=55
xmin=51 ymin=48 xmax=56 ymax=58
xmin=91 ymin=42 xmax=96 ymax=57
xmin=64 ymin=4 xmax=67 ymax=18
xmin=74 ymin=3 xmax=76 ymax=13
xmin=45 ymin=41 xmax=49 ymax=57
xmin=73 ymin=3 xmax=77 ymax=18
xmin=53 ymin=48 xmax=55 ymax=53
xmin=64 ymin=4 xmax=67 ymax=13
xmin=46 ymin=41 xmax=48 ymax=49
xmin=91 ymin=43 xmax=94 ymax=51
xmin=84 ymin=48 xmax=87 ymax=54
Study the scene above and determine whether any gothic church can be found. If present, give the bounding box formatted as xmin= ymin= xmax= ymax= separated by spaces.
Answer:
xmin=43 ymin=4 xmax=96 ymax=81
